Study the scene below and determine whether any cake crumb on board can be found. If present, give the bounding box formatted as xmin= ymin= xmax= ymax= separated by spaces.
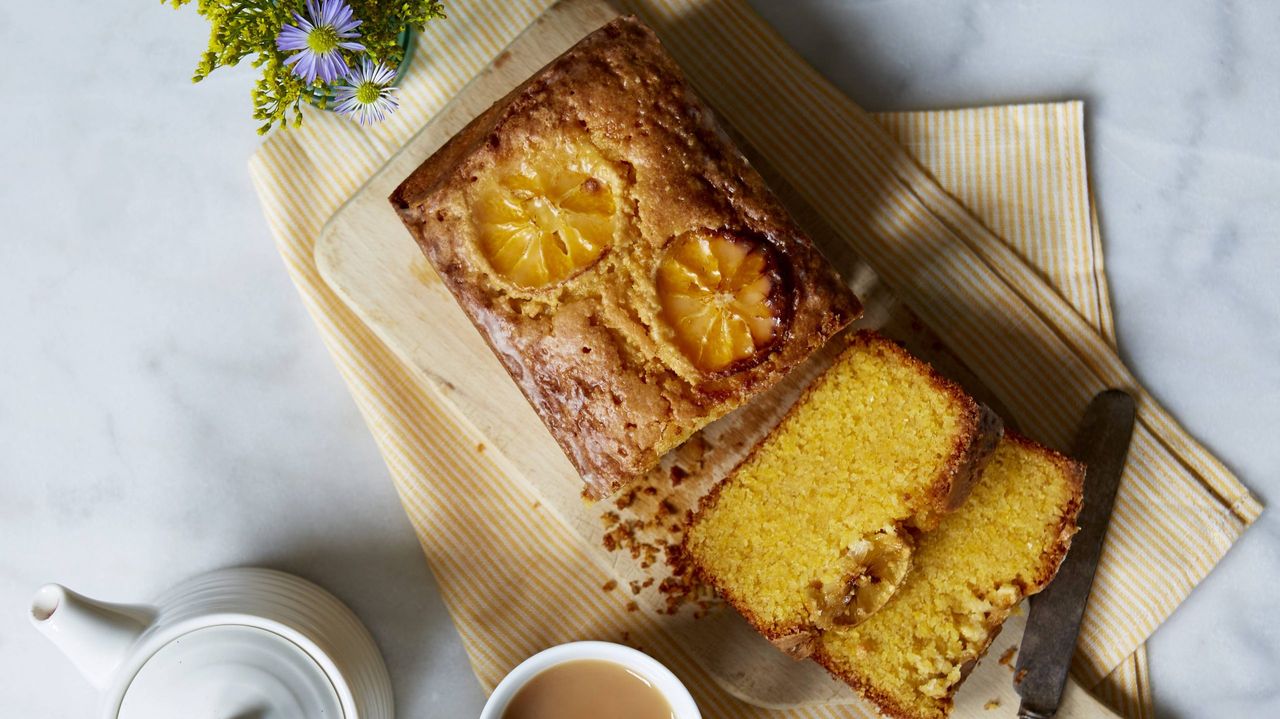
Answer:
xmin=984 ymin=699 xmax=1000 ymax=710
xmin=596 ymin=434 xmax=719 ymax=616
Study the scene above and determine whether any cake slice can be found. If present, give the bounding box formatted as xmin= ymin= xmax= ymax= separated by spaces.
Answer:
xmin=815 ymin=434 xmax=1084 ymax=719
xmin=684 ymin=331 xmax=1002 ymax=657
xmin=390 ymin=16 xmax=860 ymax=499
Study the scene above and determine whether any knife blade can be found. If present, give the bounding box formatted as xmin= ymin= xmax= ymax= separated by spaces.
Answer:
xmin=1015 ymin=389 xmax=1137 ymax=719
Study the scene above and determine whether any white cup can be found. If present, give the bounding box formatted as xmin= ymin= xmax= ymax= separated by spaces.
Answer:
xmin=479 ymin=641 xmax=701 ymax=719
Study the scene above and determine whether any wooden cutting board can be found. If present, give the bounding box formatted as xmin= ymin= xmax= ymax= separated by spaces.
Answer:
xmin=315 ymin=1 xmax=1119 ymax=716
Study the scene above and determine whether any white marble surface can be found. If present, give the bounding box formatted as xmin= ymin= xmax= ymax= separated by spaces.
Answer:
xmin=2 ymin=1 xmax=1276 ymax=717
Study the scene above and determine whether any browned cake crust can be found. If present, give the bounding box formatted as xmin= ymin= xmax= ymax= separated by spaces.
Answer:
xmin=391 ymin=17 xmax=860 ymax=498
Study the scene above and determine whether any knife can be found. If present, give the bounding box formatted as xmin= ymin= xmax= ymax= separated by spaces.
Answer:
xmin=1015 ymin=389 xmax=1137 ymax=719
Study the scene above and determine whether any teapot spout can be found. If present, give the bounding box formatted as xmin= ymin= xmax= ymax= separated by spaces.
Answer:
xmin=30 ymin=584 xmax=155 ymax=688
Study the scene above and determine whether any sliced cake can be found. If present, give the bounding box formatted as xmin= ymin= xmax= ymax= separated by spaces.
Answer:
xmin=815 ymin=433 xmax=1084 ymax=719
xmin=684 ymin=330 xmax=1002 ymax=657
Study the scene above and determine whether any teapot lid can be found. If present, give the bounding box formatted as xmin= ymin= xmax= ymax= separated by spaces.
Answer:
xmin=117 ymin=625 xmax=343 ymax=719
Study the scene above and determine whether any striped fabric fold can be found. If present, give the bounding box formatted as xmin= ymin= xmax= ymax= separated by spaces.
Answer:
xmin=876 ymin=103 xmax=1152 ymax=718
xmin=247 ymin=1 xmax=1259 ymax=717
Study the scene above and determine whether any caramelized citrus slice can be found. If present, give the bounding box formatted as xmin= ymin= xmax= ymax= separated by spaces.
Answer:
xmin=808 ymin=529 xmax=914 ymax=631
xmin=656 ymin=230 xmax=787 ymax=373
xmin=473 ymin=142 xmax=617 ymax=288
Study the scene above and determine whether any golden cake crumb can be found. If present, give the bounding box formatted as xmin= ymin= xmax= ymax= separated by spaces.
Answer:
xmin=685 ymin=331 xmax=1001 ymax=657
xmin=816 ymin=435 xmax=1083 ymax=719
xmin=594 ymin=433 xmax=720 ymax=617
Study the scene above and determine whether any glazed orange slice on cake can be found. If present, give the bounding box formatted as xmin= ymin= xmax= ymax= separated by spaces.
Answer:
xmin=473 ymin=141 xmax=617 ymax=288
xmin=657 ymin=230 xmax=788 ymax=373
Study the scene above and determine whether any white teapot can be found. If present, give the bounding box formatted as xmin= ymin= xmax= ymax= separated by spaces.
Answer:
xmin=30 ymin=567 xmax=393 ymax=719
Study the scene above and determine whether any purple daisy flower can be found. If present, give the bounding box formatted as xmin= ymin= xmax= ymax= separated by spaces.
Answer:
xmin=334 ymin=58 xmax=400 ymax=126
xmin=276 ymin=0 xmax=366 ymax=84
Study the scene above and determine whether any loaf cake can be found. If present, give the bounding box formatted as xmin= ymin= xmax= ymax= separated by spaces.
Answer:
xmin=390 ymin=17 xmax=860 ymax=499
xmin=816 ymin=434 xmax=1084 ymax=719
xmin=684 ymin=331 xmax=1001 ymax=657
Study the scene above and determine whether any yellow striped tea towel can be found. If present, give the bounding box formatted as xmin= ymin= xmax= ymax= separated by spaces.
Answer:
xmin=247 ymin=1 xmax=1260 ymax=717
